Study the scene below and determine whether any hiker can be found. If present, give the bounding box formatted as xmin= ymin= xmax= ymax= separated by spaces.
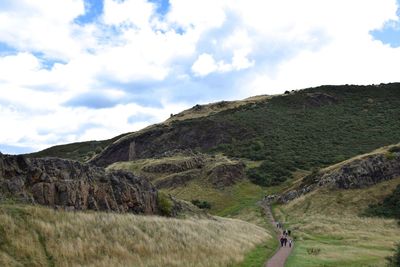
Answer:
xmin=280 ymin=236 xmax=284 ymax=247
xmin=276 ymin=222 xmax=280 ymax=228
xmin=289 ymin=239 xmax=293 ymax=248
xmin=283 ymin=237 xmax=288 ymax=247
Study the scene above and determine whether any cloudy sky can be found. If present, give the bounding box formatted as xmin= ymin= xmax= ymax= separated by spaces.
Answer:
xmin=0 ymin=0 xmax=400 ymax=154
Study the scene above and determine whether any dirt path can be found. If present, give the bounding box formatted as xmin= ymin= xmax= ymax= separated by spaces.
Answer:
xmin=263 ymin=205 xmax=293 ymax=267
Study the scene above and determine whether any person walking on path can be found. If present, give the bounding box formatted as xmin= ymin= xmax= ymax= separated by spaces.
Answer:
xmin=289 ymin=239 xmax=293 ymax=248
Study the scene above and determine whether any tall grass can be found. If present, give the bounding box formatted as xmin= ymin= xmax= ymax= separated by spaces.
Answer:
xmin=274 ymin=178 xmax=400 ymax=267
xmin=0 ymin=204 xmax=271 ymax=267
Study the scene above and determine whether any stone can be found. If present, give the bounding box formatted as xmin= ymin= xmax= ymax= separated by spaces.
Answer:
xmin=0 ymin=154 xmax=158 ymax=214
xmin=278 ymin=151 xmax=400 ymax=203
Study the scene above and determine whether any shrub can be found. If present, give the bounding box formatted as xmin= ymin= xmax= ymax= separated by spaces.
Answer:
xmin=386 ymin=243 xmax=400 ymax=267
xmin=385 ymin=152 xmax=396 ymax=161
xmin=364 ymin=184 xmax=400 ymax=219
xmin=389 ymin=146 xmax=400 ymax=153
xmin=157 ymin=192 xmax=173 ymax=216
xmin=191 ymin=199 xmax=211 ymax=209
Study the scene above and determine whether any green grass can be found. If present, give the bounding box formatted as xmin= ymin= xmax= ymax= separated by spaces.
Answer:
xmin=274 ymin=177 xmax=400 ymax=267
xmin=206 ymin=84 xmax=400 ymax=185
xmin=234 ymin=240 xmax=277 ymax=267
xmin=26 ymin=133 xmax=128 ymax=162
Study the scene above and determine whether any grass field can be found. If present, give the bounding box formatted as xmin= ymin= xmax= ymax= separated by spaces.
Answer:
xmin=0 ymin=204 xmax=273 ymax=267
xmin=274 ymin=177 xmax=400 ymax=267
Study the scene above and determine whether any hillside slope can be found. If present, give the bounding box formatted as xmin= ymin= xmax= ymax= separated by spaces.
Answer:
xmin=26 ymin=133 xmax=128 ymax=162
xmin=271 ymin=144 xmax=400 ymax=266
xmin=0 ymin=204 xmax=272 ymax=267
xmin=275 ymin=177 xmax=400 ymax=267
xmin=279 ymin=143 xmax=400 ymax=203
xmin=91 ymin=83 xmax=400 ymax=186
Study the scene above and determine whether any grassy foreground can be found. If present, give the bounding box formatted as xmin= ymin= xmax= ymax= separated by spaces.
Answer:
xmin=274 ymin=177 xmax=400 ymax=267
xmin=0 ymin=204 xmax=271 ymax=267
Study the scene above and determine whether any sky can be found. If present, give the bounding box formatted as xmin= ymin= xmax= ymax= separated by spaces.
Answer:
xmin=0 ymin=0 xmax=400 ymax=154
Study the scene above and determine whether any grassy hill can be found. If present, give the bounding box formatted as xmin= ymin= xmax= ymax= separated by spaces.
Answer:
xmin=90 ymin=83 xmax=400 ymax=186
xmin=0 ymin=203 xmax=274 ymax=267
xmin=26 ymin=133 xmax=128 ymax=162
xmin=30 ymin=83 xmax=400 ymax=188
xmin=274 ymin=172 xmax=400 ymax=266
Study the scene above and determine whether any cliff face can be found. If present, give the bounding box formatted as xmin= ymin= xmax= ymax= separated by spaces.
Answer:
xmin=279 ymin=148 xmax=400 ymax=203
xmin=0 ymin=154 xmax=158 ymax=214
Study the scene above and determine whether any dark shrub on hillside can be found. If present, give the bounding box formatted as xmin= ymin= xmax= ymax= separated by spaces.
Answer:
xmin=364 ymin=184 xmax=400 ymax=219
xmin=246 ymin=161 xmax=291 ymax=186
xmin=157 ymin=192 xmax=173 ymax=216
xmin=191 ymin=199 xmax=211 ymax=209
xmin=386 ymin=243 xmax=400 ymax=267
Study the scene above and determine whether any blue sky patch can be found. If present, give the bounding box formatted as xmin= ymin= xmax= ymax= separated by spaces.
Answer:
xmin=370 ymin=1 xmax=400 ymax=48
xmin=0 ymin=144 xmax=34 ymax=155
xmin=0 ymin=42 xmax=17 ymax=56
xmin=75 ymin=0 xmax=104 ymax=25
xmin=32 ymin=52 xmax=66 ymax=70
xmin=370 ymin=22 xmax=400 ymax=48
xmin=149 ymin=0 xmax=170 ymax=16
xmin=64 ymin=92 xmax=121 ymax=109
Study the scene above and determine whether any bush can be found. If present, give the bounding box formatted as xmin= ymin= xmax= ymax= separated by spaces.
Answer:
xmin=364 ymin=184 xmax=400 ymax=219
xmin=385 ymin=152 xmax=396 ymax=161
xmin=389 ymin=146 xmax=400 ymax=153
xmin=386 ymin=243 xmax=400 ymax=267
xmin=246 ymin=161 xmax=292 ymax=186
xmin=191 ymin=199 xmax=211 ymax=209
xmin=157 ymin=192 xmax=173 ymax=216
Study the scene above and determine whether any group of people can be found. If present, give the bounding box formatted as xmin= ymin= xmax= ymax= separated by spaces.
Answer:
xmin=276 ymin=221 xmax=294 ymax=248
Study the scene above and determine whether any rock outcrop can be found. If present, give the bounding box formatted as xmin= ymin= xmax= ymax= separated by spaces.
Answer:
xmin=0 ymin=154 xmax=158 ymax=214
xmin=207 ymin=162 xmax=246 ymax=188
xmin=279 ymin=149 xmax=400 ymax=203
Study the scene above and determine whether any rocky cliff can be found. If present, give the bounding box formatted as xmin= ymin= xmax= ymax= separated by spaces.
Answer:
xmin=279 ymin=146 xmax=400 ymax=203
xmin=0 ymin=154 xmax=158 ymax=214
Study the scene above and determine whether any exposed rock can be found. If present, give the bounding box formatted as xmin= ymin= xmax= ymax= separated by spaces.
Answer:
xmin=143 ymin=156 xmax=205 ymax=173
xmin=278 ymin=151 xmax=400 ymax=203
xmin=207 ymin=162 xmax=246 ymax=188
xmin=155 ymin=170 xmax=201 ymax=189
xmin=305 ymin=92 xmax=338 ymax=107
xmin=90 ymin=120 xmax=248 ymax=167
xmin=0 ymin=154 xmax=158 ymax=214
xmin=168 ymin=196 xmax=209 ymax=218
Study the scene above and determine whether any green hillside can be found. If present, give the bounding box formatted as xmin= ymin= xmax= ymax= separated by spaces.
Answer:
xmin=89 ymin=83 xmax=400 ymax=187
xmin=26 ymin=133 xmax=128 ymax=162
xmin=275 ymin=177 xmax=400 ymax=267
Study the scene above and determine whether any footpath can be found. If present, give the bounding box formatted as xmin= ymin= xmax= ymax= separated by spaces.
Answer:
xmin=263 ymin=204 xmax=293 ymax=267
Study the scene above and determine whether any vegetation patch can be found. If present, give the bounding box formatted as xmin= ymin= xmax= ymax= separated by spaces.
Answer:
xmin=275 ymin=178 xmax=400 ymax=267
xmin=191 ymin=199 xmax=211 ymax=210
xmin=0 ymin=204 xmax=272 ymax=267
xmin=364 ymin=184 xmax=400 ymax=219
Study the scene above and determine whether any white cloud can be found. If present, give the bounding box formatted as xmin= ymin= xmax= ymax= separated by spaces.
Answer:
xmin=1 ymin=0 xmax=400 ymax=153
xmin=103 ymin=0 xmax=155 ymax=28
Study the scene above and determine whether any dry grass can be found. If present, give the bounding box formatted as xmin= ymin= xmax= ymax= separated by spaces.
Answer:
xmin=0 ymin=204 xmax=271 ymax=267
xmin=275 ymin=177 xmax=400 ymax=267
xmin=164 ymin=95 xmax=271 ymax=124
